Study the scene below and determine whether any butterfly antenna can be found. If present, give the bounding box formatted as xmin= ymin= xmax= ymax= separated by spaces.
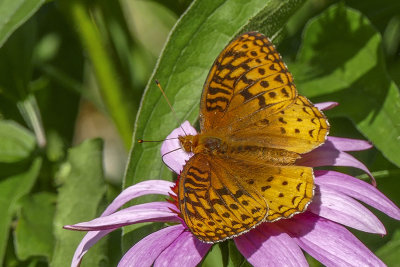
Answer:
xmin=138 ymin=137 xmax=178 ymax=143
xmin=161 ymin=147 xmax=183 ymax=169
xmin=155 ymin=80 xmax=188 ymax=136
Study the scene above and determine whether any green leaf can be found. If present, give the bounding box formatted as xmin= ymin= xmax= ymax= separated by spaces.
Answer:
xmin=0 ymin=120 xmax=35 ymax=163
xmin=306 ymin=252 xmax=323 ymax=267
xmin=0 ymin=158 xmax=42 ymax=263
xmin=51 ymin=139 xmax=107 ymax=267
xmin=0 ymin=0 xmax=44 ymax=47
xmin=346 ymin=0 xmax=400 ymax=34
xmin=125 ymin=0 xmax=306 ymax=188
xmin=289 ymin=3 xmax=400 ymax=167
xmin=202 ymin=243 xmax=223 ymax=267
xmin=152 ymin=0 xmax=193 ymax=16
xmin=14 ymin=192 xmax=56 ymax=261
xmin=226 ymin=241 xmax=251 ymax=267
xmin=376 ymin=230 xmax=400 ymax=265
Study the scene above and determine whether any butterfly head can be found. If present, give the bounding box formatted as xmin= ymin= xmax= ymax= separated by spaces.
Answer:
xmin=178 ymin=135 xmax=198 ymax=153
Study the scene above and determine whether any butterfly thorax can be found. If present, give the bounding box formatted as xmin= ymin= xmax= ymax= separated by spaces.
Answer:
xmin=179 ymin=134 xmax=227 ymax=155
xmin=179 ymin=134 xmax=299 ymax=165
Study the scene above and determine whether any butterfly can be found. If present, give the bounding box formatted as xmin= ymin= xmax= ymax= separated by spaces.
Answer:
xmin=174 ymin=32 xmax=329 ymax=243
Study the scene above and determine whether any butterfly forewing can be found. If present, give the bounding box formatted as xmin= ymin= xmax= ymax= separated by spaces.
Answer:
xmin=230 ymin=96 xmax=329 ymax=154
xmin=200 ymin=32 xmax=297 ymax=132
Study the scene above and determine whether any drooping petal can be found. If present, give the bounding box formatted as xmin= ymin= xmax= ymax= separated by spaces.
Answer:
xmin=235 ymin=223 xmax=308 ymax=267
xmin=71 ymin=230 xmax=112 ymax=267
xmin=315 ymin=170 xmax=400 ymax=220
xmin=309 ymin=185 xmax=385 ymax=234
xmin=66 ymin=180 xmax=177 ymax=267
xmin=326 ymin=136 xmax=373 ymax=151
xmin=315 ymin=102 xmax=338 ymax=111
xmin=118 ymin=225 xmax=185 ymax=267
xmin=64 ymin=202 xmax=179 ymax=231
xmin=101 ymin=180 xmax=175 ymax=216
xmin=278 ymin=213 xmax=385 ymax=267
xmin=161 ymin=121 xmax=196 ymax=174
xmin=298 ymin=145 xmax=376 ymax=185
xmin=154 ymin=230 xmax=211 ymax=267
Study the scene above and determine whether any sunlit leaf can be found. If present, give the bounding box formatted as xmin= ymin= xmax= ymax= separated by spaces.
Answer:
xmin=0 ymin=0 xmax=44 ymax=47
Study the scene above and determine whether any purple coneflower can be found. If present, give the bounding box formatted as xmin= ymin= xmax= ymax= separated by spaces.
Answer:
xmin=65 ymin=102 xmax=400 ymax=267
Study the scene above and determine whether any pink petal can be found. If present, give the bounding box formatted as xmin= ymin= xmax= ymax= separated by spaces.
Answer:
xmin=278 ymin=213 xmax=385 ymax=267
xmin=118 ymin=225 xmax=185 ymax=267
xmin=161 ymin=121 xmax=196 ymax=174
xmin=66 ymin=180 xmax=175 ymax=267
xmin=326 ymin=136 xmax=373 ymax=151
xmin=102 ymin=180 xmax=175 ymax=216
xmin=70 ymin=230 xmax=112 ymax=267
xmin=154 ymin=230 xmax=211 ymax=266
xmin=64 ymin=202 xmax=179 ymax=231
xmin=315 ymin=170 xmax=400 ymax=220
xmin=235 ymin=223 xmax=307 ymax=267
xmin=315 ymin=102 xmax=339 ymax=111
xmin=298 ymin=146 xmax=376 ymax=186
xmin=309 ymin=185 xmax=385 ymax=234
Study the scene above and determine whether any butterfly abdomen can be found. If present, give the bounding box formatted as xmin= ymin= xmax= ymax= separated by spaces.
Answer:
xmin=224 ymin=143 xmax=300 ymax=165
xmin=187 ymin=134 xmax=300 ymax=165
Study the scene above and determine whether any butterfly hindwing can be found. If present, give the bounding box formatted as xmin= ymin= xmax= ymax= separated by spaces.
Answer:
xmin=249 ymin=164 xmax=315 ymax=221
xmin=179 ymin=154 xmax=314 ymax=243
xmin=210 ymin=156 xmax=315 ymax=222
xmin=179 ymin=154 xmax=267 ymax=243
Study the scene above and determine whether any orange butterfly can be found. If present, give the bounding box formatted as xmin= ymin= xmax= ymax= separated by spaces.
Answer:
xmin=175 ymin=32 xmax=329 ymax=243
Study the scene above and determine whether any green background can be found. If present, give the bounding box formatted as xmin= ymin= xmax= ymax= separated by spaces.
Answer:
xmin=0 ymin=0 xmax=399 ymax=266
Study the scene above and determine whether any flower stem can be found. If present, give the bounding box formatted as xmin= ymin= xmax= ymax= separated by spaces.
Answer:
xmin=61 ymin=0 xmax=133 ymax=149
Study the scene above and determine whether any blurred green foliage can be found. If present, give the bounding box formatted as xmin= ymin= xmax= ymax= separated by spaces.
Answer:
xmin=0 ymin=0 xmax=399 ymax=266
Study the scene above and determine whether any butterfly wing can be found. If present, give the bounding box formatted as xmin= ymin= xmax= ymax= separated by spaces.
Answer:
xmin=200 ymin=31 xmax=297 ymax=130
xmin=229 ymin=95 xmax=329 ymax=154
xmin=178 ymin=32 xmax=324 ymax=243
xmin=199 ymin=32 xmax=328 ymax=154
xmin=179 ymin=153 xmax=267 ymax=243
xmin=218 ymin=156 xmax=314 ymax=222
xmin=179 ymin=153 xmax=314 ymax=243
